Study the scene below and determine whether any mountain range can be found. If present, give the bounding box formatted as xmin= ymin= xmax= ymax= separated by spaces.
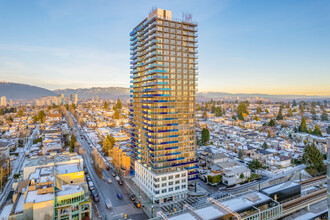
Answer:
xmin=0 ymin=81 xmax=329 ymax=101
xmin=0 ymin=81 xmax=57 ymax=100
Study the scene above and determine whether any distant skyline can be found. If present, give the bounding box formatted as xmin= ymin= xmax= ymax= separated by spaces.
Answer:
xmin=0 ymin=0 xmax=330 ymax=95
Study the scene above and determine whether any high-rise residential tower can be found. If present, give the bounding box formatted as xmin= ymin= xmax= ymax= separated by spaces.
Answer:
xmin=130 ymin=9 xmax=198 ymax=203
xmin=1 ymin=96 xmax=7 ymax=107
xmin=327 ymin=138 xmax=330 ymax=217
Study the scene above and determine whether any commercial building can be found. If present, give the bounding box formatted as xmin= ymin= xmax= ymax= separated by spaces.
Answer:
xmin=1 ymin=96 xmax=6 ymax=107
xmin=129 ymin=8 xmax=198 ymax=203
xmin=8 ymin=152 xmax=91 ymax=220
xmin=74 ymin=94 xmax=78 ymax=105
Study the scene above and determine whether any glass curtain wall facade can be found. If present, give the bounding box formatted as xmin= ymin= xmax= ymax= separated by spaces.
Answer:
xmin=129 ymin=9 xmax=198 ymax=182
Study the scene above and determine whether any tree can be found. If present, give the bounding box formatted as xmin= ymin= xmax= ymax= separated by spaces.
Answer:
xmin=102 ymin=138 xmax=111 ymax=155
xmin=265 ymin=109 xmax=269 ymax=114
xmin=327 ymin=126 xmax=330 ymax=135
xmin=237 ymin=102 xmax=249 ymax=116
xmin=292 ymin=100 xmax=297 ymax=107
xmin=113 ymin=110 xmax=120 ymax=119
xmin=248 ymin=160 xmax=265 ymax=174
xmin=299 ymin=117 xmax=308 ymax=133
xmin=240 ymin=173 xmax=244 ymax=179
xmin=312 ymin=124 xmax=322 ymax=137
xmin=262 ymin=142 xmax=268 ymax=150
xmin=232 ymin=115 xmax=237 ymax=120
xmin=238 ymin=149 xmax=243 ymax=159
xmin=302 ymin=143 xmax=325 ymax=176
xmin=268 ymin=119 xmax=276 ymax=127
xmin=65 ymin=104 xmax=69 ymax=110
xmin=17 ymin=110 xmax=23 ymax=117
xmin=299 ymin=104 xmax=305 ymax=115
xmin=321 ymin=112 xmax=328 ymax=121
xmin=103 ymin=101 xmax=108 ymax=109
xmin=238 ymin=112 xmax=244 ymax=121
xmin=201 ymin=128 xmax=210 ymax=145
xmin=37 ymin=110 xmax=46 ymax=123
xmin=287 ymin=108 xmax=293 ymax=117
xmin=254 ymin=116 xmax=260 ymax=121
xmin=256 ymin=106 xmax=261 ymax=114
xmin=202 ymin=110 xmax=207 ymax=120
xmin=207 ymin=175 xmax=221 ymax=185
xmin=276 ymin=108 xmax=283 ymax=120
xmin=69 ymin=134 xmax=77 ymax=152
xmin=115 ymin=98 xmax=122 ymax=110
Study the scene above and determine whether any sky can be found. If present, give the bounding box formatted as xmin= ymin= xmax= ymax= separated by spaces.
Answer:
xmin=0 ymin=0 xmax=330 ymax=95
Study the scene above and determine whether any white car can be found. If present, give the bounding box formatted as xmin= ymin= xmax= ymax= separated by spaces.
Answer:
xmin=107 ymin=179 xmax=112 ymax=184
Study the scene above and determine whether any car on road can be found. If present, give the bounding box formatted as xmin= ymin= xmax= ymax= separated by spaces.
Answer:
xmin=129 ymin=194 xmax=136 ymax=201
xmin=118 ymin=180 xmax=123 ymax=185
xmin=117 ymin=193 xmax=123 ymax=199
xmin=105 ymin=198 xmax=112 ymax=209
xmin=112 ymin=172 xmax=116 ymax=177
xmin=115 ymin=176 xmax=120 ymax=181
xmin=88 ymin=181 xmax=94 ymax=191
xmin=134 ymin=201 xmax=141 ymax=208
xmin=93 ymin=193 xmax=99 ymax=202
xmin=107 ymin=179 xmax=112 ymax=184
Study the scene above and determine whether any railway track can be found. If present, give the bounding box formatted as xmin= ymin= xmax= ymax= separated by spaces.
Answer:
xmin=281 ymin=188 xmax=327 ymax=217
xmin=299 ymin=175 xmax=326 ymax=187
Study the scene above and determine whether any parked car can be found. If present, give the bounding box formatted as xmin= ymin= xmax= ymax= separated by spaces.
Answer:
xmin=107 ymin=179 xmax=112 ymax=184
xmin=118 ymin=180 xmax=123 ymax=185
xmin=93 ymin=193 xmax=99 ymax=202
xmin=112 ymin=172 xmax=116 ymax=177
xmin=88 ymin=181 xmax=94 ymax=191
xmin=129 ymin=195 xmax=136 ymax=201
xmin=115 ymin=176 xmax=120 ymax=181
xmin=117 ymin=193 xmax=123 ymax=199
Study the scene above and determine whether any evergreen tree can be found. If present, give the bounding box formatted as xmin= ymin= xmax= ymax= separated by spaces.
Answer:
xmin=262 ymin=142 xmax=268 ymax=149
xmin=254 ymin=116 xmax=260 ymax=121
xmin=288 ymin=108 xmax=293 ymax=117
xmin=268 ymin=119 xmax=276 ymax=127
xmin=312 ymin=124 xmax=322 ymax=136
xmin=17 ymin=110 xmax=23 ymax=117
xmin=113 ymin=110 xmax=120 ymax=119
xmin=276 ymin=108 xmax=283 ymax=120
xmin=299 ymin=117 xmax=308 ymax=133
xmin=232 ymin=115 xmax=237 ymax=120
xmin=321 ymin=112 xmax=328 ymax=121
xmin=201 ymin=128 xmax=210 ymax=145
xmin=116 ymin=98 xmax=122 ymax=110
xmin=292 ymin=100 xmax=297 ymax=107
xmin=103 ymin=101 xmax=108 ymax=109
xmin=238 ymin=149 xmax=243 ymax=159
xmin=302 ymin=143 xmax=326 ymax=175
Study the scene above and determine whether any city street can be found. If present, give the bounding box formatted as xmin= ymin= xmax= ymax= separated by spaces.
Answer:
xmin=71 ymin=115 xmax=147 ymax=220
xmin=0 ymin=126 xmax=39 ymax=207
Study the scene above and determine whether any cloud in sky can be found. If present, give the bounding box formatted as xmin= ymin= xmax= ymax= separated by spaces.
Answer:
xmin=0 ymin=0 xmax=330 ymax=95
